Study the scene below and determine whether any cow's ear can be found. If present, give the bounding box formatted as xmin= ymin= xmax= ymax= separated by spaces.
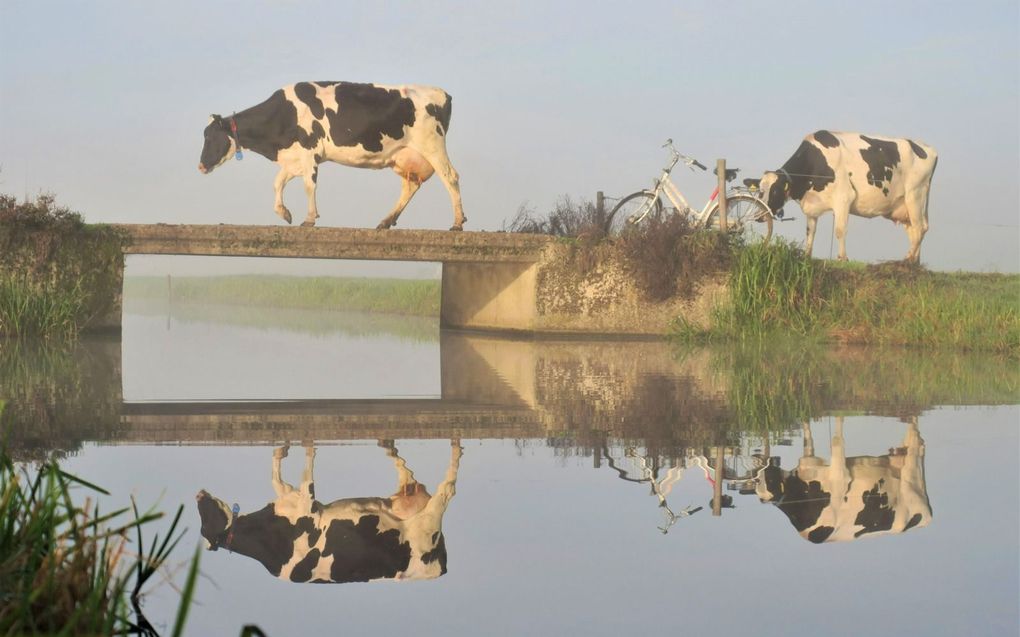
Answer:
xmin=209 ymin=114 xmax=223 ymax=125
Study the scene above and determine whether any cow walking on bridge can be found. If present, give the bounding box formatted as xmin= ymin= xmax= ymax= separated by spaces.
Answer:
xmin=198 ymin=82 xmax=466 ymax=230
xmin=756 ymin=131 xmax=937 ymax=262
xmin=196 ymin=439 xmax=462 ymax=583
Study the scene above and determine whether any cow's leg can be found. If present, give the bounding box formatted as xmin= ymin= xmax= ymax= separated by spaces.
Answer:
xmin=273 ymin=168 xmax=296 ymax=224
xmin=829 ymin=416 xmax=849 ymax=507
xmin=426 ymin=439 xmax=463 ymax=514
xmin=420 ymin=148 xmax=466 ymax=231
xmin=903 ymin=189 xmax=929 ymax=263
xmin=377 ymin=176 xmax=423 ymax=230
xmin=379 ymin=439 xmax=417 ymax=488
xmin=833 ymin=206 xmax=851 ymax=261
xmin=300 ymin=444 xmax=316 ymax=497
xmin=804 ymin=214 xmax=818 ymax=257
xmin=273 ymin=444 xmax=293 ymax=498
xmin=300 ymin=168 xmax=319 ymax=227
xmin=377 ymin=148 xmax=432 ymax=230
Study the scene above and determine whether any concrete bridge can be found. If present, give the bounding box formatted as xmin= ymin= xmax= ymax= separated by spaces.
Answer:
xmin=114 ymin=224 xmax=554 ymax=333
xmin=108 ymin=223 xmax=719 ymax=336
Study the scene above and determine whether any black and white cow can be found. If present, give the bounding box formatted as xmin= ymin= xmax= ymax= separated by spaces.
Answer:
xmin=756 ymin=131 xmax=937 ymax=262
xmin=198 ymin=82 xmax=466 ymax=230
xmin=753 ymin=417 xmax=931 ymax=544
xmin=196 ymin=440 xmax=462 ymax=583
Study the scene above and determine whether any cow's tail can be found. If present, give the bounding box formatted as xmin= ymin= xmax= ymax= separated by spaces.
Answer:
xmin=923 ymin=154 xmax=938 ymax=230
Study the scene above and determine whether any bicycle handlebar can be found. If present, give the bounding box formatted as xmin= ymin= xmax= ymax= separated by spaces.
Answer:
xmin=662 ymin=139 xmax=707 ymax=172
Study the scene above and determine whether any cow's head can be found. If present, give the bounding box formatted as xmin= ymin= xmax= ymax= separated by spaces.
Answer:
xmin=196 ymin=489 xmax=233 ymax=550
xmin=198 ymin=115 xmax=235 ymax=174
xmin=758 ymin=171 xmax=790 ymax=217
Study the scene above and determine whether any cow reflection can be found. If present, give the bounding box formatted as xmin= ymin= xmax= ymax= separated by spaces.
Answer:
xmin=196 ymin=440 xmax=462 ymax=583
xmin=755 ymin=417 xmax=931 ymax=543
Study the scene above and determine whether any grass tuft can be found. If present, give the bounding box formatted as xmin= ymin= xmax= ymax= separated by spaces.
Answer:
xmin=0 ymin=449 xmax=195 ymax=635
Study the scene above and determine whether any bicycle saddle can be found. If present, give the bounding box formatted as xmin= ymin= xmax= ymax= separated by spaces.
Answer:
xmin=713 ymin=167 xmax=740 ymax=182
xmin=743 ymin=178 xmax=761 ymax=189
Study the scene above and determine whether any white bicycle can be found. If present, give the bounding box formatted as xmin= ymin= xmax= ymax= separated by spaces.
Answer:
xmin=606 ymin=139 xmax=778 ymax=243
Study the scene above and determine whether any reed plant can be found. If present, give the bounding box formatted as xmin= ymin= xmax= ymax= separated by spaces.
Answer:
xmin=0 ymin=275 xmax=90 ymax=339
xmin=1 ymin=193 xmax=125 ymax=339
xmin=0 ymin=450 xmax=199 ymax=636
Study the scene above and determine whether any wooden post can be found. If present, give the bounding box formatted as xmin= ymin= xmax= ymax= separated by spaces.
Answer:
xmin=596 ymin=191 xmax=605 ymax=219
xmin=712 ymin=445 xmax=724 ymax=516
xmin=716 ymin=159 xmax=728 ymax=232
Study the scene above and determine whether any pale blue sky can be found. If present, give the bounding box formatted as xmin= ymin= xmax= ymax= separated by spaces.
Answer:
xmin=1 ymin=0 xmax=1018 ymax=274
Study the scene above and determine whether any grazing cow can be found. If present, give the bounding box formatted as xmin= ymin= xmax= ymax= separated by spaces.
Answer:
xmin=753 ymin=417 xmax=931 ymax=544
xmin=196 ymin=440 xmax=462 ymax=583
xmin=198 ymin=82 xmax=466 ymax=230
xmin=756 ymin=130 xmax=937 ymax=262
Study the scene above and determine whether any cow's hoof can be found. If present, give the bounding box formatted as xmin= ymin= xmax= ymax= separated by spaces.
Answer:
xmin=376 ymin=222 xmax=392 ymax=230
xmin=449 ymin=224 xmax=464 ymax=232
xmin=300 ymin=220 xmax=316 ymax=227
xmin=277 ymin=209 xmax=292 ymax=224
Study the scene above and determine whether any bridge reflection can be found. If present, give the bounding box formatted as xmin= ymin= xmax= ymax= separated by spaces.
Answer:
xmin=1 ymin=332 xmax=1017 ymax=457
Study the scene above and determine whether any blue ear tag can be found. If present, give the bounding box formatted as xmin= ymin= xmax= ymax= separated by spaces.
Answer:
xmin=234 ymin=150 xmax=243 ymax=161
xmin=232 ymin=503 xmax=240 ymax=516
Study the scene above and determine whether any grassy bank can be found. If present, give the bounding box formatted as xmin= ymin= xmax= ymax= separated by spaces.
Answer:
xmin=125 ymin=275 xmax=441 ymax=317
xmin=0 ymin=194 xmax=125 ymax=338
xmin=675 ymin=240 xmax=1019 ymax=355
xmin=510 ymin=196 xmax=1018 ymax=352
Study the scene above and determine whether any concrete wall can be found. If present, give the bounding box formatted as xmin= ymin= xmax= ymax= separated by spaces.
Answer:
xmin=531 ymin=242 xmax=728 ymax=336
xmin=440 ymin=261 xmax=538 ymax=332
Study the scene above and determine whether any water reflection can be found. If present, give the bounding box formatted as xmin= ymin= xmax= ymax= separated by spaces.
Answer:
xmin=2 ymin=323 xmax=1017 ymax=632
xmin=752 ymin=417 xmax=931 ymax=543
xmin=196 ymin=440 xmax=462 ymax=583
xmin=595 ymin=416 xmax=931 ymax=542
xmin=599 ymin=446 xmax=707 ymax=533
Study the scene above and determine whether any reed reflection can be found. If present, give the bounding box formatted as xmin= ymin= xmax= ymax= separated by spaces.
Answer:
xmin=196 ymin=439 xmax=461 ymax=583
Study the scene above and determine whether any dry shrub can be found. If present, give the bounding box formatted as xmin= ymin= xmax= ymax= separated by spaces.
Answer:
xmin=503 ymin=196 xmax=610 ymax=241
xmin=505 ymin=196 xmax=735 ymax=302
xmin=618 ymin=211 xmax=733 ymax=301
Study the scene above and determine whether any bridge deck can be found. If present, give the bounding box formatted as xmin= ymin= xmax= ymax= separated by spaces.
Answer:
xmin=118 ymin=399 xmax=543 ymax=444
xmin=113 ymin=224 xmax=553 ymax=263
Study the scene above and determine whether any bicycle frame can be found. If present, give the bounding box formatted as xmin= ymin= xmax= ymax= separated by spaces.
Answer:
xmin=654 ymin=172 xmax=721 ymax=225
xmin=636 ymin=142 xmax=736 ymax=226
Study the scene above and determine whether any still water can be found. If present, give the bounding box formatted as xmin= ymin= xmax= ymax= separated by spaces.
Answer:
xmin=2 ymin=300 xmax=1018 ymax=636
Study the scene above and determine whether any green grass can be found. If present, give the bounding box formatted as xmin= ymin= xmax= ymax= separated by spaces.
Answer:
xmin=0 ymin=446 xmax=268 ymax=635
xmin=0 ymin=449 xmax=194 ymax=635
xmin=675 ymin=240 xmax=1020 ymax=355
xmin=125 ymin=275 xmax=441 ymax=317
xmin=1 ymin=193 xmax=125 ymax=339
xmin=0 ymin=275 xmax=90 ymax=339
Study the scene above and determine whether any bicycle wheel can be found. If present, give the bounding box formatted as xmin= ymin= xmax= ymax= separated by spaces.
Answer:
xmin=705 ymin=193 xmax=773 ymax=244
xmin=605 ymin=191 xmax=663 ymax=236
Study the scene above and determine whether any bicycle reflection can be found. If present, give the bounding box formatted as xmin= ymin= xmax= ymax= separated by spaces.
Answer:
xmin=598 ymin=417 xmax=931 ymax=543
xmin=196 ymin=439 xmax=462 ymax=583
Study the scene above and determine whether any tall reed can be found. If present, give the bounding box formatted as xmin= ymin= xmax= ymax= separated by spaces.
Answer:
xmin=722 ymin=239 xmax=823 ymax=336
xmin=0 ymin=450 xmax=196 ymax=635
xmin=0 ymin=275 xmax=89 ymax=339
